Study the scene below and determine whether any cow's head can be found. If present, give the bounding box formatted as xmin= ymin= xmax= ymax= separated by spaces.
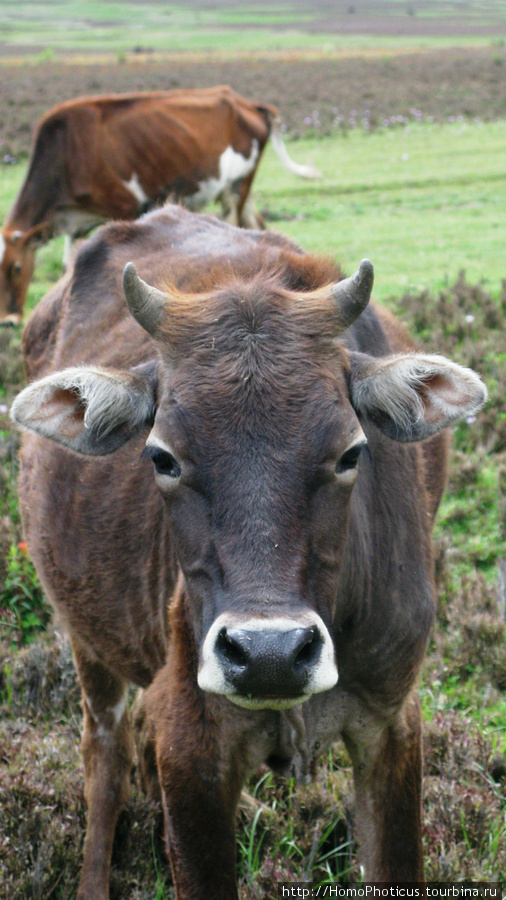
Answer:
xmin=0 ymin=224 xmax=50 ymax=325
xmin=11 ymin=261 xmax=487 ymax=709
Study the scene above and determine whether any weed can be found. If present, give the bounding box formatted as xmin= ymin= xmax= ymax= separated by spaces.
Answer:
xmin=0 ymin=545 xmax=49 ymax=647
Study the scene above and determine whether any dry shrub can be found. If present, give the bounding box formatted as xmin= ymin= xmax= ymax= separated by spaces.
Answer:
xmin=0 ymin=330 xmax=25 ymax=398
xmin=0 ymin=630 xmax=80 ymax=719
xmin=428 ymin=564 xmax=506 ymax=696
xmin=0 ymin=662 xmax=168 ymax=899
xmin=423 ymin=712 xmax=506 ymax=881
xmin=395 ymin=273 xmax=506 ymax=456
xmin=0 ymin=718 xmax=86 ymax=899
xmin=461 ymin=615 xmax=506 ymax=690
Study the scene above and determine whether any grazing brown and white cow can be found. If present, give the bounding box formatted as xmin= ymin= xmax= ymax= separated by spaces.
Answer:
xmin=12 ymin=205 xmax=486 ymax=898
xmin=0 ymin=85 xmax=318 ymax=325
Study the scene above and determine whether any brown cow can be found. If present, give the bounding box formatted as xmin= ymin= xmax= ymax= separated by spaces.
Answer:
xmin=11 ymin=205 xmax=486 ymax=898
xmin=0 ymin=85 xmax=319 ymax=324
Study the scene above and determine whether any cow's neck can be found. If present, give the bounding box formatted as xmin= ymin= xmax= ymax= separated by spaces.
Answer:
xmin=6 ymin=173 xmax=58 ymax=233
xmin=332 ymin=436 xmax=435 ymax=707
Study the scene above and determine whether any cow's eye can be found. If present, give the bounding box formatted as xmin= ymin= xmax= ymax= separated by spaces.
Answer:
xmin=142 ymin=446 xmax=181 ymax=478
xmin=13 ymin=262 xmax=22 ymax=275
xmin=336 ymin=442 xmax=365 ymax=474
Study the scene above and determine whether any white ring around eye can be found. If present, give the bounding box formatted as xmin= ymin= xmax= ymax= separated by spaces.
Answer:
xmin=335 ymin=433 xmax=367 ymax=482
xmin=145 ymin=432 xmax=182 ymax=482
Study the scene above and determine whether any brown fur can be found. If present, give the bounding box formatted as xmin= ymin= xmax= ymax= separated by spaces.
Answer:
xmin=17 ymin=206 xmax=451 ymax=897
xmin=0 ymin=86 xmax=277 ymax=322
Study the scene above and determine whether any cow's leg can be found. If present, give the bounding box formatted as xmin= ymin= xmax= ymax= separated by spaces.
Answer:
xmin=236 ymin=170 xmax=265 ymax=229
xmin=153 ymin=690 xmax=241 ymax=899
xmin=132 ymin=687 xmax=161 ymax=804
xmin=72 ymin=640 xmax=134 ymax=900
xmin=62 ymin=235 xmax=87 ymax=272
xmin=220 ymin=178 xmax=265 ymax=230
xmin=146 ymin=607 xmax=243 ymax=900
xmin=239 ymin=195 xmax=265 ymax=229
xmin=344 ymin=692 xmax=424 ymax=882
xmin=220 ymin=186 xmax=241 ymax=226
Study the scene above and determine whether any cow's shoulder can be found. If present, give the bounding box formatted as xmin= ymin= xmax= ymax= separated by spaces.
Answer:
xmin=35 ymin=97 xmax=100 ymax=143
xmin=22 ymin=279 xmax=66 ymax=381
xmin=100 ymin=205 xmax=311 ymax=286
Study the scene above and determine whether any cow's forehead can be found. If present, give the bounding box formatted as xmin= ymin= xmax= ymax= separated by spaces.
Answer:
xmin=155 ymin=276 xmax=352 ymax=361
xmin=158 ymin=315 xmax=350 ymax=405
xmin=151 ymin=277 xmax=359 ymax=452
xmin=154 ymin=347 xmax=356 ymax=465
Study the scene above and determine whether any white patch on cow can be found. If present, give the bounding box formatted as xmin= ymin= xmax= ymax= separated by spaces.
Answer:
xmin=1 ymin=313 xmax=22 ymax=326
xmin=187 ymin=140 xmax=259 ymax=210
xmin=198 ymin=612 xmax=338 ymax=710
xmin=110 ymin=692 xmax=128 ymax=725
xmin=335 ymin=432 xmax=367 ymax=486
xmin=0 ymin=233 xmax=6 ymax=265
xmin=53 ymin=208 xmax=105 ymax=239
xmin=123 ymin=173 xmax=149 ymax=206
xmin=146 ymin=433 xmax=177 ymax=455
xmin=62 ymin=234 xmax=73 ymax=270
xmin=85 ymin=691 xmax=128 ymax=744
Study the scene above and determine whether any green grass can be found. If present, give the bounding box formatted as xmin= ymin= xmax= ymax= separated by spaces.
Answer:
xmin=437 ymin=462 xmax=502 ymax=574
xmin=1 ymin=0 xmax=506 ymax=58
xmin=2 ymin=118 xmax=504 ymax=311
xmin=255 ymin=119 xmax=506 ymax=302
xmin=0 ymin=161 xmax=25 ymax=214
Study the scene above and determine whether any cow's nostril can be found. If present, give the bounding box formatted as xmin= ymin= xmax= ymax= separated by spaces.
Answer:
xmin=217 ymin=628 xmax=249 ymax=669
xmin=294 ymin=628 xmax=320 ymax=668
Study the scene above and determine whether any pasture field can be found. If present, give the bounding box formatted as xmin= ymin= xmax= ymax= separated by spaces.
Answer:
xmin=2 ymin=119 xmax=506 ymax=305
xmin=1 ymin=0 xmax=506 ymax=60
xmin=0 ymin=28 xmax=505 ymax=900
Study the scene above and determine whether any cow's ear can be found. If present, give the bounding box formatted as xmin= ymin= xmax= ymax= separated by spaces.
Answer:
xmin=348 ymin=351 xmax=487 ymax=442
xmin=11 ymin=363 xmax=158 ymax=455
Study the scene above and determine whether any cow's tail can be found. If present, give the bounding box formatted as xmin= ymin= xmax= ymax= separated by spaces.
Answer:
xmin=269 ymin=120 xmax=321 ymax=180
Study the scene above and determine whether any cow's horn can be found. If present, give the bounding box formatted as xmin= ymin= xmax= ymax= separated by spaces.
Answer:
xmin=122 ymin=262 xmax=167 ymax=337
xmin=331 ymin=259 xmax=374 ymax=332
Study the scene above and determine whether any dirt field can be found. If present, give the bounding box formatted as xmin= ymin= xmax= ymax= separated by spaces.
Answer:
xmin=1 ymin=47 xmax=506 ymax=158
